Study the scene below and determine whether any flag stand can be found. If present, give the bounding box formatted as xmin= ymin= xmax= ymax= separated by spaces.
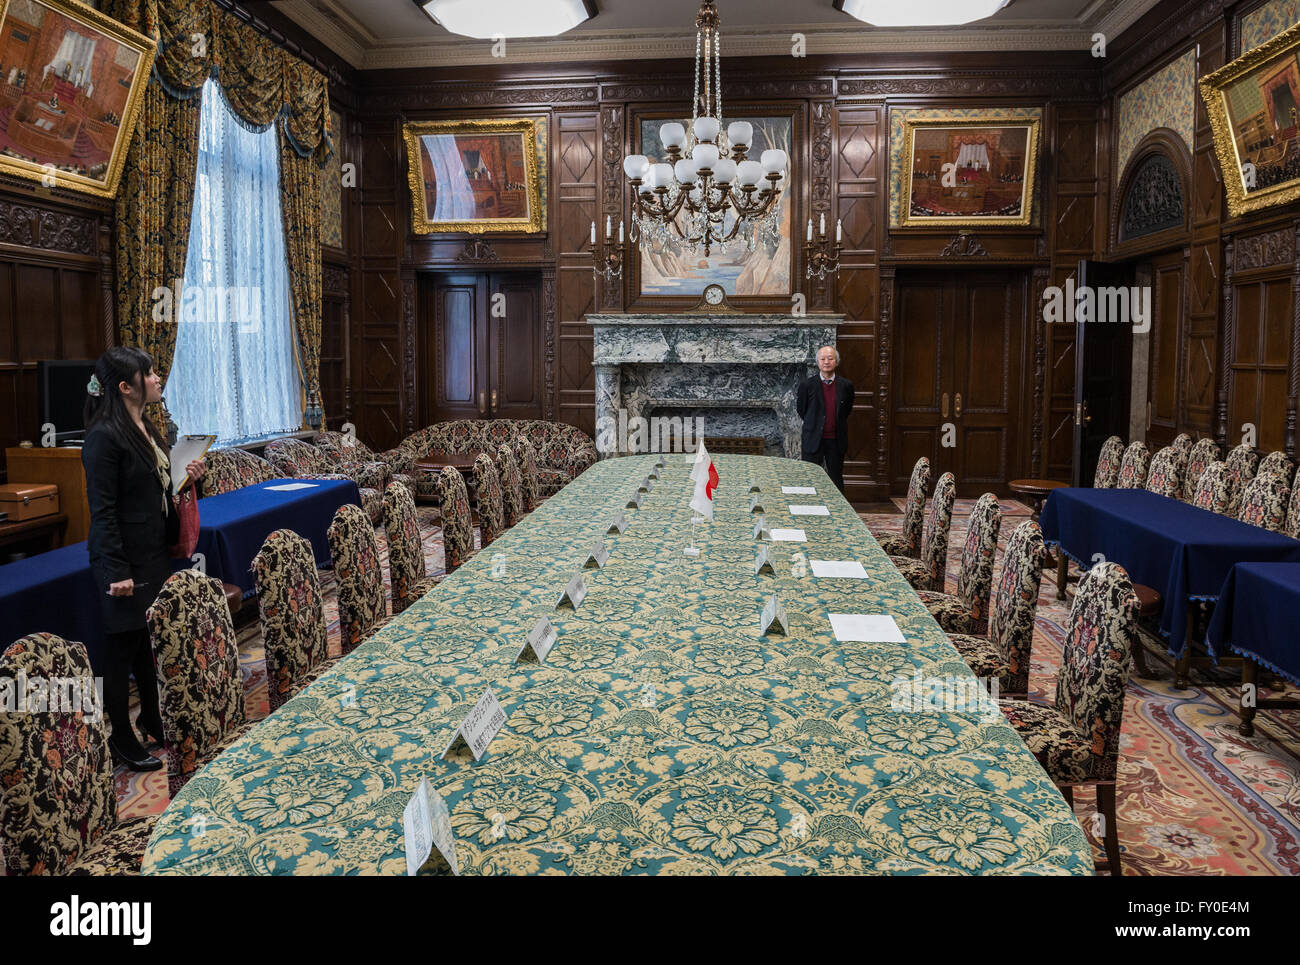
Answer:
xmin=684 ymin=515 xmax=703 ymax=557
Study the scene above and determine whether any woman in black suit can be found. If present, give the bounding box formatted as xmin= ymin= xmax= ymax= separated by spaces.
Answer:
xmin=82 ymin=347 xmax=205 ymax=771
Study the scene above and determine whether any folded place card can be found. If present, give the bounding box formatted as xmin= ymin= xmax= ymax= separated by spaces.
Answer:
xmin=759 ymin=594 xmax=789 ymax=636
xmin=648 ymin=466 xmax=660 ymax=480
xmin=404 ymin=776 xmax=459 ymax=876
xmin=265 ymin=482 xmax=319 ymax=492
xmin=515 ymin=616 xmax=557 ymax=664
xmin=441 ymin=688 xmax=507 ymax=762
xmin=584 ymin=540 xmax=610 ymax=569
xmin=810 ymin=560 xmax=868 ymax=579
xmin=626 ymin=491 xmax=644 ymax=509
xmin=828 ymin=613 xmax=905 ymax=643
xmin=607 ymin=512 xmax=629 ymax=535
xmin=556 ymin=572 xmax=587 ymax=610
xmin=638 ymin=475 xmax=654 ymax=493
xmin=789 ymin=504 xmax=830 ymax=516
xmin=753 ymin=516 xmax=769 ymax=540
xmin=654 ymin=457 xmax=666 ymax=469
xmin=781 ymin=486 xmax=817 ymax=495
xmin=769 ymin=528 xmax=807 ymax=542
xmin=754 ymin=546 xmax=775 ymax=575
xmin=749 ymin=482 xmax=761 ymax=494
xmin=750 ymin=493 xmax=765 ymax=514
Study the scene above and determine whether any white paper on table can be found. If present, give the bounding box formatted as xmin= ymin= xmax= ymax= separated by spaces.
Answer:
xmin=265 ymin=482 xmax=320 ymax=492
xmin=810 ymin=560 xmax=868 ymax=579
xmin=788 ymin=504 xmax=830 ymax=516
xmin=769 ymin=528 xmax=807 ymax=542
xmin=781 ymin=486 xmax=817 ymax=495
xmin=828 ymin=613 xmax=905 ymax=643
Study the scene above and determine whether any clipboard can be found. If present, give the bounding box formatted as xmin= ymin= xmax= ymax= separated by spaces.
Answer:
xmin=170 ymin=434 xmax=216 ymax=492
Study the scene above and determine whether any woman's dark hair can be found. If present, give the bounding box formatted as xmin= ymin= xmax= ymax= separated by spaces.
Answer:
xmin=84 ymin=346 xmax=168 ymax=466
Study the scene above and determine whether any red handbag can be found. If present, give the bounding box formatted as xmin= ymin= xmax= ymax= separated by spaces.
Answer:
xmin=170 ymin=486 xmax=201 ymax=559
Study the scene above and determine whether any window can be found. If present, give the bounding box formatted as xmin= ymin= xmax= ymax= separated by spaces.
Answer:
xmin=166 ymin=78 xmax=302 ymax=444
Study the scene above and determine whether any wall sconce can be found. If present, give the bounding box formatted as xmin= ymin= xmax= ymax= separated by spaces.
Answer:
xmin=803 ymin=213 xmax=843 ymax=280
xmin=591 ymin=216 xmax=625 ymax=281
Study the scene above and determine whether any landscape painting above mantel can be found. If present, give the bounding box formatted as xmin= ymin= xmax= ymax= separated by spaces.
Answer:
xmin=637 ymin=114 xmax=792 ymax=297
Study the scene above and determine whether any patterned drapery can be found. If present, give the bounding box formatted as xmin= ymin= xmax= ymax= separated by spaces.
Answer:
xmin=105 ymin=0 xmax=332 ymax=428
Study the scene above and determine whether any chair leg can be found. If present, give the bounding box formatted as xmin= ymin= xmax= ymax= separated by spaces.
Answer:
xmin=1056 ymin=554 xmax=1068 ymax=600
xmin=1096 ymin=782 xmax=1122 ymax=875
xmin=1131 ymin=637 xmax=1151 ymax=678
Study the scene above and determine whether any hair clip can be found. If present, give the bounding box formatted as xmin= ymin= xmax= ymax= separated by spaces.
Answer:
xmin=87 ymin=374 xmax=102 ymax=397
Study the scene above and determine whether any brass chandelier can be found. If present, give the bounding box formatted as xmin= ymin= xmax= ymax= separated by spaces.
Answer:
xmin=621 ymin=0 xmax=788 ymax=258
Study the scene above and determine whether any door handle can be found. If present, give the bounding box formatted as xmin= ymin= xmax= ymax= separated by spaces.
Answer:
xmin=941 ymin=392 xmax=949 ymax=419
xmin=491 ymin=389 xmax=498 ymax=412
xmin=954 ymin=393 xmax=963 ymax=418
xmin=478 ymin=391 xmax=486 ymax=415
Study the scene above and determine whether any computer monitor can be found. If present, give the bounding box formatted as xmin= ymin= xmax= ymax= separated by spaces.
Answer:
xmin=36 ymin=359 xmax=96 ymax=443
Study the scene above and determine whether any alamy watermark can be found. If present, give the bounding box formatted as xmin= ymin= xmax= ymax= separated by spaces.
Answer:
xmin=596 ymin=408 xmax=707 ymax=455
xmin=889 ymin=669 xmax=1001 ymax=723
xmin=1042 ymin=278 xmax=1151 ymax=334
xmin=0 ymin=672 xmax=103 ymax=724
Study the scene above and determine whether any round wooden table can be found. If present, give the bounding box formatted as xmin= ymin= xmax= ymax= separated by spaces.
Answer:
xmin=1007 ymin=478 xmax=1068 ymax=520
xmin=414 ymin=451 xmax=480 ymax=506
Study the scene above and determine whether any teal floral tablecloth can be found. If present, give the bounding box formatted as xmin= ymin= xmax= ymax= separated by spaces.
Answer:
xmin=143 ymin=454 xmax=1092 ymax=875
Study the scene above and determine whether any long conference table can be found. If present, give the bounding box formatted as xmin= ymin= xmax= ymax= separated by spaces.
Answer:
xmin=143 ymin=455 xmax=1092 ymax=875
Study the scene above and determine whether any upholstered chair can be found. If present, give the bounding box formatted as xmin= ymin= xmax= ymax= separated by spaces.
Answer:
xmin=875 ymin=457 xmax=932 ymax=559
xmin=252 ymin=529 xmax=331 ymax=712
xmin=201 ymin=446 xmax=283 ymax=496
xmin=1170 ymin=433 xmax=1193 ymax=458
xmin=1143 ymin=445 xmax=1185 ymax=499
xmin=946 ymin=520 xmax=1051 ymax=697
xmin=1288 ymin=471 xmax=1300 ymax=540
xmin=400 ymin=420 xmax=597 ymax=499
xmin=1191 ymin=462 xmax=1233 ymax=515
xmin=383 ymin=481 xmax=440 ymax=614
xmin=264 ymin=438 xmax=383 ymax=524
xmin=1257 ymin=450 xmax=1295 ymax=489
xmin=1092 ymin=436 xmax=1125 ymax=489
xmin=1116 ymin=441 xmax=1150 ymax=489
xmin=496 ymin=444 xmax=527 ymax=527
xmin=1223 ymin=444 xmax=1260 ymax=518
xmin=434 ymin=467 xmax=475 ymax=575
xmin=514 ymin=440 xmax=542 ymax=512
xmin=1237 ymin=470 xmax=1291 ymax=534
xmin=1181 ymin=437 xmax=1220 ymax=502
xmin=998 ymin=561 xmax=1139 ymax=873
xmin=889 ymin=472 xmax=956 ymax=592
xmin=317 ymin=430 xmax=419 ymax=499
xmin=146 ymin=569 xmax=250 ymax=798
xmin=917 ymin=492 xmax=1001 ymax=635
xmin=473 ymin=452 xmax=507 ymax=548
xmin=0 ymin=633 xmax=158 ymax=875
xmin=328 ymin=503 xmax=388 ymax=653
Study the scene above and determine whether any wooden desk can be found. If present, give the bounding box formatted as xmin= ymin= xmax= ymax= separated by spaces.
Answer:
xmin=0 ymin=512 xmax=67 ymax=558
xmin=5 ymin=446 xmax=86 ymax=546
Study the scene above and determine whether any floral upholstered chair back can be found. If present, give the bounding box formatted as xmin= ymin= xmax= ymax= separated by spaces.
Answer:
xmin=1258 ymin=450 xmax=1295 ymax=489
xmin=473 ymin=452 xmax=506 ymax=547
xmin=1192 ymin=462 xmax=1233 ymax=515
xmin=1181 ymin=437 xmax=1220 ymax=502
xmin=1237 ymin=470 xmax=1291 ymax=533
xmin=434 ymin=466 xmax=474 ymax=573
xmin=1143 ymin=445 xmax=1185 ymax=499
xmin=1116 ymin=441 xmax=1150 ymax=489
xmin=918 ymin=472 xmax=957 ymax=592
xmin=514 ymin=440 xmax=541 ymax=512
xmin=383 ymin=481 xmax=428 ymax=615
xmin=328 ymin=503 xmax=387 ymax=652
xmin=1092 ymin=436 xmax=1125 ymax=488
xmin=203 ymin=447 xmax=282 ymax=496
xmin=0 ymin=633 xmax=117 ymax=875
xmin=1054 ymin=562 xmax=1139 ymax=782
xmin=252 ymin=529 xmax=329 ymax=712
xmin=315 ymin=431 xmax=391 ymax=493
xmin=496 ymin=444 xmax=526 ymax=527
xmin=952 ymin=493 xmax=1002 ymax=634
xmin=1170 ymin=433 xmax=1193 ymax=459
xmin=146 ymin=569 xmax=247 ymax=798
xmin=987 ymin=521 xmax=1050 ymax=695
xmin=265 ymin=438 xmax=334 ymax=477
xmin=877 ymin=457 xmax=932 ymax=560
xmin=1224 ymin=445 xmax=1260 ymax=517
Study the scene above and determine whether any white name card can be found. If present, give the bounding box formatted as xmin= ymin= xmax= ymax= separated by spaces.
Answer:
xmin=770 ymin=528 xmax=807 ymax=542
xmin=626 ymin=491 xmax=644 ymax=509
xmin=404 ymin=776 xmax=459 ymax=876
xmin=828 ymin=613 xmax=905 ymax=643
xmin=810 ymin=560 xmax=868 ymax=579
xmin=754 ymin=546 xmax=775 ymax=575
xmin=753 ymin=516 xmax=768 ymax=540
xmin=584 ymin=540 xmax=610 ymax=569
xmin=781 ymin=486 xmax=816 ymax=495
xmin=607 ymin=512 xmax=629 ymax=535
xmin=556 ymin=572 xmax=587 ymax=610
xmin=759 ymin=594 xmax=789 ymax=636
xmin=789 ymin=504 xmax=830 ymax=516
xmin=516 ymin=616 xmax=558 ymax=664
xmin=648 ymin=465 xmax=660 ymax=480
xmin=750 ymin=493 xmax=765 ymax=514
xmin=749 ymin=481 xmax=762 ymax=494
xmin=441 ymin=688 xmax=507 ymax=762
xmin=265 ymin=482 xmax=319 ymax=492
xmin=654 ymin=457 xmax=666 ymax=469
xmin=638 ymin=475 xmax=654 ymax=493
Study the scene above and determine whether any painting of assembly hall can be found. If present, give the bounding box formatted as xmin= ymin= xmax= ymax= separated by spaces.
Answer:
xmin=1225 ymin=48 xmax=1300 ymax=195
xmin=903 ymin=121 xmax=1037 ymax=227
xmin=0 ymin=0 xmax=153 ymax=197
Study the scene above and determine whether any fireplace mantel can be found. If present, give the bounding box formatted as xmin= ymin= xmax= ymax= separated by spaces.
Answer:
xmin=586 ymin=312 xmax=843 ymax=457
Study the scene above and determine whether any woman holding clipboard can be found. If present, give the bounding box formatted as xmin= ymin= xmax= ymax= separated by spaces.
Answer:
xmin=82 ymin=347 xmax=207 ymax=771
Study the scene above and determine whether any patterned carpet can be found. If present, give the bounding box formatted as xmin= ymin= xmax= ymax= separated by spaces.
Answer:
xmin=115 ymin=498 xmax=1300 ymax=875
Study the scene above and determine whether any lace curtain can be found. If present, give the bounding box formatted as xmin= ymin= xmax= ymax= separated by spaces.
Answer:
xmin=166 ymin=79 xmax=302 ymax=444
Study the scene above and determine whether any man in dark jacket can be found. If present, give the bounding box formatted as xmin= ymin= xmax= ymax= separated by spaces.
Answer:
xmin=796 ymin=345 xmax=854 ymax=492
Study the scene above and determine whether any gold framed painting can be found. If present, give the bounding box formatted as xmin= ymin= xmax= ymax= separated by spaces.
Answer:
xmin=1201 ymin=20 xmax=1300 ymax=218
xmin=0 ymin=0 xmax=156 ymax=198
xmin=900 ymin=117 xmax=1040 ymax=227
xmin=404 ymin=118 xmax=542 ymax=234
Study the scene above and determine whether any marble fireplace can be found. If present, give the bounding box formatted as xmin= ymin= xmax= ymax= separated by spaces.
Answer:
xmin=586 ymin=312 xmax=843 ymax=458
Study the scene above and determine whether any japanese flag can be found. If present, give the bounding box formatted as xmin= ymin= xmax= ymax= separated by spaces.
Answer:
xmin=689 ymin=441 xmax=718 ymax=520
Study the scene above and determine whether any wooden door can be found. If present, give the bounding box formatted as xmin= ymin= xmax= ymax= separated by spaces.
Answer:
xmin=487 ymin=272 xmax=544 ymax=420
xmin=1146 ymin=249 xmax=1185 ymax=450
xmin=1072 ymin=260 xmax=1134 ymax=487
xmin=890 ymin=275 xmax=951 ymax=493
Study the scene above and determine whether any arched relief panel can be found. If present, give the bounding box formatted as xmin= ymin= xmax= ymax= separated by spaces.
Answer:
xmin=1110 ymin=129 xmax=1193 ymax=258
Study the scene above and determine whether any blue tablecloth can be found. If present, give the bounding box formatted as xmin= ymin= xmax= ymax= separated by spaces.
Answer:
xmin=1041 ymin=488 xmax=1300 ymax=654
xmin=1 ymin=479 xmax=359 ymax=670
xmin=1206 ymin=563 xmax=1300 ymax=685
